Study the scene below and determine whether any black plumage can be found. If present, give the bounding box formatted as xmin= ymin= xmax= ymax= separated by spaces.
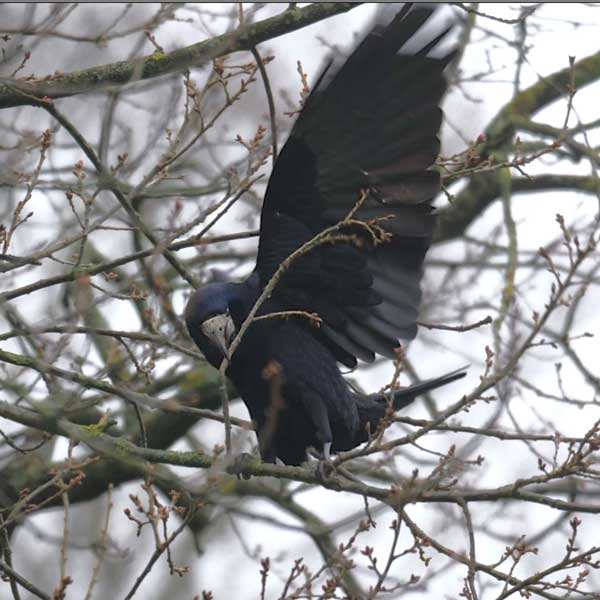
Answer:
xmin=185 ymin=4 xmax=466 ymax=466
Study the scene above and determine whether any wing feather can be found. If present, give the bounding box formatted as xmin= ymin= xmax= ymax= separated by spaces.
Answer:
xmin=254 ymin=5 xmax=455 ymax=366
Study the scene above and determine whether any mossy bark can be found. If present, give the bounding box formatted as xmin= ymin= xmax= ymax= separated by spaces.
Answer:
xmin=0 ymin=3 xmax=359 ymax=109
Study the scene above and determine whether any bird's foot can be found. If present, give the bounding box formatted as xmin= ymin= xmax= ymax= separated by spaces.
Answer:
xmin=227 ymin=452 xmax=256 ymax=480
xmin=314 ymin=442 xmax=335 ymax=482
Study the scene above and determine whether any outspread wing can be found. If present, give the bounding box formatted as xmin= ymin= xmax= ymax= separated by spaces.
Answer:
xmin=254 ymin=4 xmax=454 ymax=368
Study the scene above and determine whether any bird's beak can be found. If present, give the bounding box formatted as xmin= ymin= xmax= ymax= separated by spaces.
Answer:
xmin=201 ymin=313 xmax=235 ymax=359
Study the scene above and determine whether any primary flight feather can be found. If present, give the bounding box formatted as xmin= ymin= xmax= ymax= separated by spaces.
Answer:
xmin=185 ymin=4 xmax=466 ymax=466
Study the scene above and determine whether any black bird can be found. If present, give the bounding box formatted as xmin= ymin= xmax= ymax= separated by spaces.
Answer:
xmin=185 ymin=4 xmax=466 ymax=466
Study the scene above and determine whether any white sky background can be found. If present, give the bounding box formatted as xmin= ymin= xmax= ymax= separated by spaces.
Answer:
xmin=2 ymin=3 xmax=600 ymax=599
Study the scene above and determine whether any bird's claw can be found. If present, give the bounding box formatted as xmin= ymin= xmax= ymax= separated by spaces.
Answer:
xmin=315 ymin=459 xmax=334 ymax=482
xmin=227 ymin=452 xmax=255 ymax=480
xmin=314 ymin=442 xmax=334 ymax=482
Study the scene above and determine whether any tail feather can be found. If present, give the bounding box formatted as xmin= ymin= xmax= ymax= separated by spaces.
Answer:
xmin=391 ymin=365 xmax=468 ymax=411
xmin=353 ymin=365 xmax=468 ymax=445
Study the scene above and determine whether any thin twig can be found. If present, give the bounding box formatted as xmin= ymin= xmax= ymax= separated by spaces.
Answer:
xmin=83 ymin=485 xmax=114 ymax=600
xmin=42 ymin=102 xmax=198 ymax=287
xmin=122 ymin=505 xmax=193 ymax=600
xmin=0 ymin=560 xmax=51 ymax=600
xmin=418 ymin=315 xmax=492 ymax=332
xmin=0 ymin=515 xmax=21 ymax=600
xmin=251 ymin=46 xmax=278 ymax=162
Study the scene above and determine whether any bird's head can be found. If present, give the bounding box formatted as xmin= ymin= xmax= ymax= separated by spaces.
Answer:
xmin=184 ymin=282 xmax=243 ymax=366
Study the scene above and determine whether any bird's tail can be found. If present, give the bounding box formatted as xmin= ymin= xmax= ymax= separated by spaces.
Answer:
xmin=388 ymin=365 xmax=468 ymax=411
xmin=354 ymin=366 xmax=468 ymax=444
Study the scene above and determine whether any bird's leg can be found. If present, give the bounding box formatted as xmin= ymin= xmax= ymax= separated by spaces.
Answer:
xmin=299 ymin=392 xmax=335 ymax=478
xmin=314 ymin=441 xmax=335 ymax=482
xmin=323 ymin=441 xmax=332 ymax=462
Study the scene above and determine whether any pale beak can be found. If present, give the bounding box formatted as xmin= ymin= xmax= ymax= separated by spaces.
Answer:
xmin=201 ymin=313 xmax=235 ymax=358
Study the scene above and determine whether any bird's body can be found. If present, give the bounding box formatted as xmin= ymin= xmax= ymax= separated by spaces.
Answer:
xmin=230 ymin=305 xmax=358 ymax=465
xmin=185 ymin=4 xmax=467 ymax=465
xmin=186 ymin=274 xmax=359 ymax=465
